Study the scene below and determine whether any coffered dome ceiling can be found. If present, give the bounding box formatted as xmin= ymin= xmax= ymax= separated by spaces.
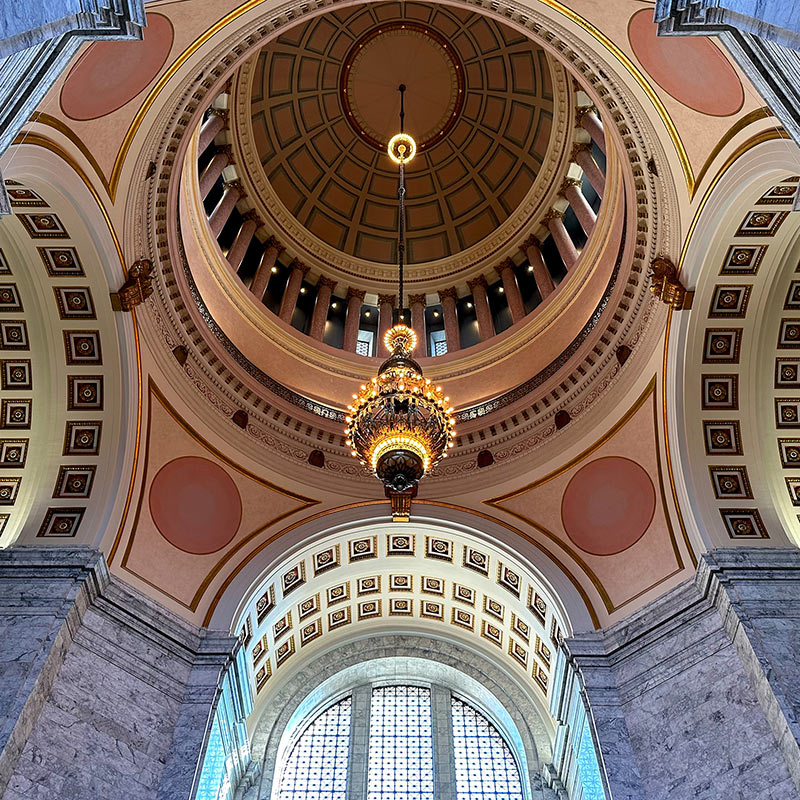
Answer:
xmin=235 ymin=3 xmax=559 ymax=264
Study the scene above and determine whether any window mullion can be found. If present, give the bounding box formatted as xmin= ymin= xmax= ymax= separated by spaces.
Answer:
xmin=432 ymin=685 xmax=456 ymax=800
xmin=348 ymin=684 xmax=372 ymax=800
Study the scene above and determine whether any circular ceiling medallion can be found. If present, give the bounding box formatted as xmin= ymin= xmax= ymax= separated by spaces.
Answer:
xmin=243 ymin=4 xmax=557 ymax=264
xmin=60 ymin=12 xmax=174 ymax=121
xmin=561 ymin=456 xmax=656 ymax=556
xmin=627 ymin=9 xmax=743 ymax=117
xmin=340 ymin=22 xmax=465 ymax=152
xmin=149 ymin=456 xmax=242 ymax=554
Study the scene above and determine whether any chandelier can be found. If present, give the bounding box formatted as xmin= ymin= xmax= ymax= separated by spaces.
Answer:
xmin=345 ymin=86 xmax=455 ymax=521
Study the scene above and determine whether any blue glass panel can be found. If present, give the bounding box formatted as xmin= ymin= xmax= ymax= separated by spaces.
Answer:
xmin=576 ymin=717 xmax=606 ymax=800
xmin=367 ymin=686 xmax=435 ymax=800
xmin=451 ymin=697 xmax=523 ymax=800
xmin=278 ymin=697 xmax=352 ymax=800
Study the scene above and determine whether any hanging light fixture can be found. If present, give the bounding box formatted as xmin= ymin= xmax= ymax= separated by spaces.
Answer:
xmin=345 ymin=86 xmax=455 ymax=522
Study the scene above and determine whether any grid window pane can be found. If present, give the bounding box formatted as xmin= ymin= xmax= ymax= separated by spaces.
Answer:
xmin=367 ymin=686 xmax=435 ymax=800
xmin=278 ymin=697 xmax=352 ymax=800
xmin=452 ymin=697 xmax=523 ymax=800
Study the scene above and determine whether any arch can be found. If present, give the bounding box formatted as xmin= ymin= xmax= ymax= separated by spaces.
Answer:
xmin=250 ymin=635 xmax=552 ymax=800
xmin=666 ymin=138 xmax=800 ymax=548
xmin=0 ymin=142 xmax=139 ymax=548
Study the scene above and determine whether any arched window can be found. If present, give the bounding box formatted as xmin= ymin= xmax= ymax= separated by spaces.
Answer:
xmin=274 ymin=686 xmax=525 ymax=800
xmin=279 ymin=696 xmax=352 ymax=800
xmin=452 ymin=697 xmax=523 ymax=800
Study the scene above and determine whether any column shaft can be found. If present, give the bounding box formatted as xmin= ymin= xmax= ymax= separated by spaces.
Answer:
xmin=226 ymin=214 xmax=258 ymax=272
xmin=279 ymin=260 xmax=309 ymax=323
xmin=409 ymin=294 xmax=427 ymax=356
xmin=467 ymin=277 xmax=494 ymax=341
xmin=580 ymin=109 xmax=606 ymax=153
xmin=564 ymin=182 xmax=597 ymax=237
xmin=378 ymin=294 xmax=395 ymax=356
xmin=250 ymin=238 xmax=281 ymax=301
xmin=438 ymin=288 xmax=460 ymax=353
xmin=199 ymin=148 xmax=231 ymax=198
xmin=309 ymin=278 xmax=336 ymax=340
xmin=496 ymin=260 xmax=525 ymax=323
xmin=574 ymin=146 xmax=605 ymax=198
xmin=198 ymin=109 xmax=227 ymax=151
xmin=546 ymin=212 xmax=579 ymax=269
xmin=208 ymin=182 xmax=242 ymax=237
xmin=343 ymin=289 xmax=366 ymax=351
xmin=522 ymin=237 xmax=555 ymax=300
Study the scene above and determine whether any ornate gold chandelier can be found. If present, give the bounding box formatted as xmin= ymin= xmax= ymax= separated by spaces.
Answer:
xmin=345 ymin=87 xmax=455 ymax=521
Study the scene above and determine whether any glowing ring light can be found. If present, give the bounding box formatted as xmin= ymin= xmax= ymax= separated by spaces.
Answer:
xmin=388 ymin=133 xmax=417 ymax=164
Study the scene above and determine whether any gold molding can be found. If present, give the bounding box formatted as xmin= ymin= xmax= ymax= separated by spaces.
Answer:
xmin=662 ymin=127 xmax=790 ymax=561
xmin=31 ymin=113 xmax=113 ymax=198
xmin=109 ymin=0 xmax=694 ymax=201
xmin=486 ymin=376 xmax=690 ymax=608
xmin=201 ymin=499 xmax=602 ymax=628
xmin=5 ymin=132 xmax=142 ymax=561
xmin=118 ymin=378 xmax=319 ymax=612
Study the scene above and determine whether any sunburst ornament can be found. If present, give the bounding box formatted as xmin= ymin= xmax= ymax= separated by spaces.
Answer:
xmin=344 ymin=88 xmax=455 ymax=521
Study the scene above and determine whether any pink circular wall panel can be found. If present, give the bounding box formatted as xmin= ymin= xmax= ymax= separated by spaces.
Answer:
xmin=149 ymin=456 xmax=242 ymax=555
xmin=60 ymin=13 xmax=174 ymax=121
xmin=561 ymin=456 xmax=656 ymax=556
xmin=628 ymin=9 xmax=743 ymax=117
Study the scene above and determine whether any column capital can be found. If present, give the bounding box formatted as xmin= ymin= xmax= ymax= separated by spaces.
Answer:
xmin=467 ymin=275 xmax=488 ymax=291
xmin=214 ymin=144 xmax=233 ymax=160
xmin=408 ymin=293 xmax=426 ymax=307
xmin=495 ymin=258 xmax=516 ymax=277
xmin=575 ymin=104 xmax=595 ymax=125
xmin=221 ymin=179 xmax=243 ymax=194
xmin=346 ymin=287 xmax=366 ymax=301
xmin=520 ymin=234 xmax=541 ymax=251
xmin=438 ymin=286 xmax=458 ymax=302
xmin=208 ymin=107 xmax=229 ymax=122
xmin=378 ymin=293 xmax=396 ymax=306
xmin=570 ymin=142 xmax=592 ymax=159
xmin=264 ymin=235 xmax=284 ymax=254
xmin=317 ymin=275 xmax=337 ymax=290
xmin=241 ymin=210 xmax=262 ymax=226
xmin=290 ymin=258 xmax=310 ymax=276
xmin=543 ymin=208 xmax=565 ymax=224
xmin=560 ymin=177 xmax=583 ymax=193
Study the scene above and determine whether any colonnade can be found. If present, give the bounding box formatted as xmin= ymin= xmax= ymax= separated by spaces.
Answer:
xmin=196 ymin=95 xmax=607 ymax=358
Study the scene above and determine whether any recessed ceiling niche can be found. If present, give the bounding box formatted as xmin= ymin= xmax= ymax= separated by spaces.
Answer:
xmin=239 ymin=3 xmax=557 ymax=263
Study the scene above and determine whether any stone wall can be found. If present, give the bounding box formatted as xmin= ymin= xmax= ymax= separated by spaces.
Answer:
xmin=566 ymin=548 xmax=800 ymax=800
xmin=0 ymin=547 xmax=236 ymax=800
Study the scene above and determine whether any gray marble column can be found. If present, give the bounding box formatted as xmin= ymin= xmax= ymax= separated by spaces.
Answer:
xmin=572 ymin=145 xmax=605 ymax=199
xmin=566 ymin=549 xmax=800 ymax=800
xmin=347 ymin=685 xmax=372 ymax=800
xmin=0 ymin=547 xmax=238 ymax=800
xmin=432 ymin=686 xmax=455 ymax=800
xmin=309 ymin=276 xmax=336 ymax=340
xmin=209 ymin=180 xmax=242 ymax=237
xmin=279 ymin=259 xmax=310 ymax=323
xmin=521 ymin=235 xmax=555 ymax=300
xmin=199 ymin=108 xmax=228 ymax=152
xmin=438 ymin=287 xmax=460 ymax=353
xmin=544 ymin=210 xmax=578 ymax=269
xmin=495 ymin=259 xmax=525 ymax=324
xmin=250 ymin=237 xmax=283 ymax=302
xmin=199 ymin=146 xmax=232 ymax=199
xmin=378 ymin=293 xmax=395 ymax=356
xmin=342 ymin=287 xmax=366 ymax=351
xmin=227 ymin=211 xmax=260 ymax=272
xmin=467 ymin=276 xmax=494 ymax=341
